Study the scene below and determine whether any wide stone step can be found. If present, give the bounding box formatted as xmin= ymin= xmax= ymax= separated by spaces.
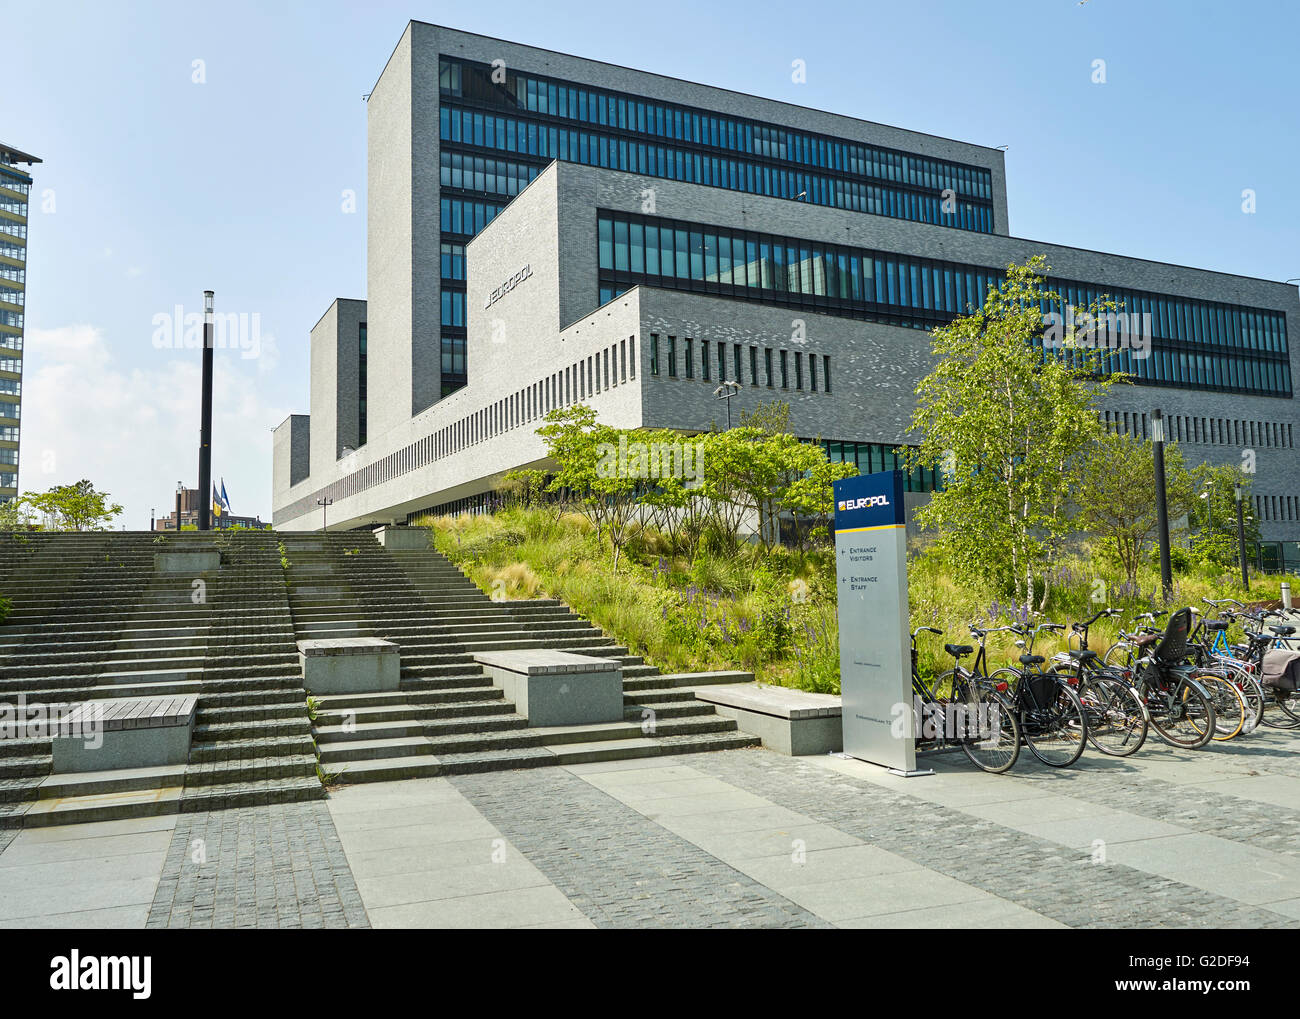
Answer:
xmin=315 ymin=713 xmax=527 ymax=743
xmin=314 ymin=697 xmax=513 ymax=725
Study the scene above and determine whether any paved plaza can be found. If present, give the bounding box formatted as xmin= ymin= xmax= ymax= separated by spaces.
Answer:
xmin=4 ymin=727 xmax=1300 ymax=929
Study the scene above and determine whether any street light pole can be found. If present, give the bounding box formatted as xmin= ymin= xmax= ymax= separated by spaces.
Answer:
xmin=713 ymin=380 xmax=740 ymax=429
xmin=317 ymin=497 xmax=333 ymax=533
xmin=1151 ymin=408 xmax=1173 ymax=597
xmin=197 ymin=290 xmax=215 ymax=530
xmin=1235 ymin=483 xmax=1249 ymax=589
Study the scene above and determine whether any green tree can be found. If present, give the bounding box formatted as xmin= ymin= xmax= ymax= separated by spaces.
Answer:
xmin=1187 ymin=461 xmax=1260 ymax=566
xmin=906 ymin=257 xmax=1123 ymax=606
xmin=537 ymin=406 xmax=641 ymax=569
xmin=699 ymin=427 xmax=852 ymax=552
xmin=0 ymin=498 xmax=35 ymax=531
xmin=24 ymin=480 xmax=124 ymax=531
xmin=1076 ymin=433 xmax=1197 ymax=588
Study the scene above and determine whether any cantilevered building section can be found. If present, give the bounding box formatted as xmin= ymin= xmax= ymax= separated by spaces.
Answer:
xmin=274 ymin=22 xmax=1300 ymax=564
xmin=0 ymin=143 xmax=37 ymax=503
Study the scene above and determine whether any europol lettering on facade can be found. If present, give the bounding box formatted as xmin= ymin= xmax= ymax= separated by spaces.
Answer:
xmin=484 ymin=264 xmax=532 ymax=310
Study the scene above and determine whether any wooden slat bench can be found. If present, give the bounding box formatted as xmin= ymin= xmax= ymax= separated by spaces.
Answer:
xmin=46 ymin=695 xmax=198 ymax=772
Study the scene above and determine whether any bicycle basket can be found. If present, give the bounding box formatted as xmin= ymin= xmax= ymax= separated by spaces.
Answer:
xmin=1024 ymin=673 xmax=1059 ymax=710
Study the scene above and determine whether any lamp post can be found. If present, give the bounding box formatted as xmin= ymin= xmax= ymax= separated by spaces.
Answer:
xmin=1151 ymin=409 xmax=1173 ymax=597
xmin=196 ymin=290 xmax=215 ymax=530
xmin=1199 ymin=481 xmax=1213 ymax=534
xmin=713 ymin=380 xmax=741 ymax=429
xmin=317 ymin=497 xmax=333 ymax=533
xmin=1235 ymin=482 xmax=1249 ymax=589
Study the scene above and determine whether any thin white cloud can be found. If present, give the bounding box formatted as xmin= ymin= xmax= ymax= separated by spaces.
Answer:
xmin=21 ymin=323 xmax=285 ymax=529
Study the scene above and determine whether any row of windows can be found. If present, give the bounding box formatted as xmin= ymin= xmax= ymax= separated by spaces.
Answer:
xmin=0 ymin=310 xmax=21 ymax=329
xmin=439 ymin=196 xmax=502 ymax=238
xmin=0 ymin=220 xmax=26 ymax=240
xmin=0 ymin=378 xmax=19 ymax=395
xmin=438 ymin=58 xmax=995 ymax=204
xmin=0 ymin=426 xmax=17 ymax=441
xmin=440 ymin=289 xmax=467 ymax=328
xmin=0 ymin=400 xmax=18 ymax=419
xmin=0 ymin=334 xmax=21 ymax=353
xmin=0 ymin=472 xmax=15 ymax=490
xmin=440 ymin=149 xmax=541 ymax=201
xmin=0 ymin=176 xmax=30 ymax=196
xmin=286 ymin=337 xmax=642 ymax=519
xmin=1109 ymin=410 xmax=1294 ymax=450
xmin=358 ymin=322 xmax=367 ymax=448
xmin=440 ymin=334 xmax=465 ymax=375
xmin=1258 ymin=495 xmax=1300 ymax=523
xmin=0 ymin=262 xmax=24 ymax=284
xmin=645 ymin=330 xmax=832 ymax=395
xmin=822 ymin=440 xmax=943 ymax=493
xmin=596 ymin=210 xmax=1292 ymax=397
xmin=440 ymin=242 xmax=466 ymax=280
xmin=0 ymin=194 xmax=26 ymax=216
xmin=0 ymin=447 xmax=16 ymax=465
xmin=0 ymin=284 xmax=23 ymax=306
xmin=0 ymin=239 xmax=25 ymax=263
xmin=439 ymin=105 xmax=993 ymax=231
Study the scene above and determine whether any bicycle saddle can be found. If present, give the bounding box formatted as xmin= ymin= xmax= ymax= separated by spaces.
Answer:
xmin=1068 ymin=649 xmax=1099 ymax=662
xmin=944 ymin=643 xmax=973 ymax=658
xmin=1270 ymin=625 xmax=1296 ymax=636
xmin=1019 ymin=654 xmax=1045 ymax=666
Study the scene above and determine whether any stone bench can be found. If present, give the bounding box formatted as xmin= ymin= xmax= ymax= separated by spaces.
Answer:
xmin=154 ymin=550 xmax=220 ymax=573
xmin=474 ymin=650 xmax=622 ymax=727
xmin=374 ymin=525 xmax=431 ymax=550
xmin=299 ymin=638 xmax=400 ymax=694
xmin=692 ymin=684 xmax=842 ymax=756
xmin=45 ymin=696 xmax=198 ymax=772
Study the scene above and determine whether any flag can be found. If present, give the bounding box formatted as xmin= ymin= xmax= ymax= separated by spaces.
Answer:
xmin=212 ymin=483 xmax=223 ymax=519
xmin=220 ymin=478 xmax=231 ymax=513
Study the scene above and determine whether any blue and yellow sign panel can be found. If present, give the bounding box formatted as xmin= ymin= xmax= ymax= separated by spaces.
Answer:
xmin=832 ymin=470 xmax=914 ymax=772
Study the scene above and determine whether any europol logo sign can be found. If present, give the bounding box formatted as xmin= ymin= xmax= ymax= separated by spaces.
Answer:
xmin=837 ymin=495 xmax=890 ymax=512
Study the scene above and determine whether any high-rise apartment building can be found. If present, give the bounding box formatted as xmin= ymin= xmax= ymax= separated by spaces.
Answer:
xmin=0 ymin=143 xmax=38 ymax=503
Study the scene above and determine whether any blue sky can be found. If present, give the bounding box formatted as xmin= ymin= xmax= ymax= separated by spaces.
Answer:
xmin=6 ymin=0 xmax=1298 ymax=527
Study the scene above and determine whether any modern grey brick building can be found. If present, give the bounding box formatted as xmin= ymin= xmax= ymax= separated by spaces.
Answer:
xmin=273 ymin=22 xmax=1300 ymax=564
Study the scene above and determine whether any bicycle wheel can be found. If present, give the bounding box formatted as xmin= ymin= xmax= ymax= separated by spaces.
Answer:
xmin=1266 ymin=686 xmax=1300 ymax=728
xmin=994 ymin=668 xmax=1086 ymax=768
xmin=1103 ymin=642 xmax=1135 ymax=675
xmin=951 ymin=674 xmax=1020 ymax=774
xmin=1191 ymin=673 xmax=1245 ymax=741
xmin=1213 ymin=661 xmax=1263 ymax=733
xmin=1069 ymin=668 xmax=1149 ymax=756
xmin=1141 ymin=673 xmax=1217 ymax=749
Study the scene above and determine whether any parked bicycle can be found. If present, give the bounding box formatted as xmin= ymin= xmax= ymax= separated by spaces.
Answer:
xmin=1103 ymin=608 xmax=1218 ymax=749
xmin=911 ymin=627 xmax=1020 ymax=774
xmin=1046 ymin=608 xmax=1149 ymax=757
xmin=981 ymin=622 xmax=1088 ymax=767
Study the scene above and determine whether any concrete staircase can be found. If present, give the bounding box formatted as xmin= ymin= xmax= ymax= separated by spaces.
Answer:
xmin=0 ymin=530 xmax=321 ymax=828
xmin=282 ymin=532 xmax=758 ymax=784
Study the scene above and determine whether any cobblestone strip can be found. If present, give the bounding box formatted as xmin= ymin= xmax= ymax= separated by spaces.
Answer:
xmin=684 ymin=749 xmax=1293 ymax=929
xmin=998 ymin=757 xmax=1300 ymax=860
xmin=146 ymin=800 xmax=369 ymax=929
xmin=450 ymin=767 xmax=830 ymax=929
